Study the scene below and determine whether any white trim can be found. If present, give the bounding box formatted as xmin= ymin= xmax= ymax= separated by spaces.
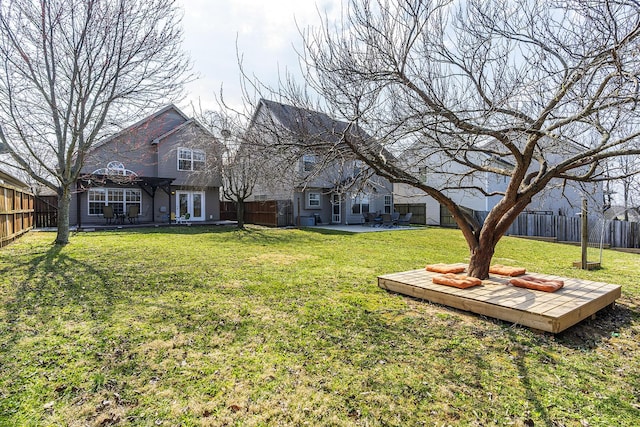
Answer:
xmin=306 ymin=191 xmax=321 ymax=209
xmin=177 ymin=147 xmax=206 ymax=171
xmin=88 ymin=187 xmax=142 ymax=216
xmin=176 ymin=190 xmax=206 ymax=221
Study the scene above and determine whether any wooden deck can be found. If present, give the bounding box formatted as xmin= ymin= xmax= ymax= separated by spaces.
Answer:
xmin=378 ymin=267 xmax=622 ymax=333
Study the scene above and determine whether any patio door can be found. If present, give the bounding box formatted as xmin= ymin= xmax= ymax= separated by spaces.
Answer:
xmin=331 ymin=193 xmax=341 ymax=224
xmin=176 ymin=191 xmax=205 ymax=221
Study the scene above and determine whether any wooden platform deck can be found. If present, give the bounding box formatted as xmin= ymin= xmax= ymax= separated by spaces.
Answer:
xmin=378 ymin=267 xmax=622 ymax=333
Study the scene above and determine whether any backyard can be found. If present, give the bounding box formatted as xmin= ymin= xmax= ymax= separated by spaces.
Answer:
xmin=0 ymin=226 xmax=638 ymax=426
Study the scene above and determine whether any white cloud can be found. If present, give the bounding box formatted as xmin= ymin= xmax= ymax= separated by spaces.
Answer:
xmin=178 ymin=0 xmax=340 ymax=113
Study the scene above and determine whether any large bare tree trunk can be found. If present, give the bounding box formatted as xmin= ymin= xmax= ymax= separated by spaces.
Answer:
xmin=467 ymin=243 xmax=495 ymax=280
xmin=55 ymin=186 xmax=72 ymax=245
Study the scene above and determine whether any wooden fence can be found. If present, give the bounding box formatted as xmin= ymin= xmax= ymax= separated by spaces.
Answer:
xmin=393 ymin=203 xmax=426 ymax=224
xmin=35 ymin=195 xmax=58 ymax=228
xmin=474 ymin=211 xmax=640 ymax=249
xmin=0 ymin=182 xmax=34 ymax=248
xmin=220 ymin=200 xmax=294 ymax=227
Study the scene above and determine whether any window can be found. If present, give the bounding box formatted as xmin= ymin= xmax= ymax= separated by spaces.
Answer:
xmin=88 ymin=189 xmax=106 ymax=215
xmin=384 ymin=195 xmax=392 ymax=214
xmin=302 ymin=154 xmax=316 ymax=173
xmin=178 ymin=147 xmax=206 ymax=171
xmin=88 ymin=188 xmax=142 ymax=216
xmin=306 ymin=191 xmax=321 ymax=209
xmin=351 ymin=194 xmax=370 ymax=215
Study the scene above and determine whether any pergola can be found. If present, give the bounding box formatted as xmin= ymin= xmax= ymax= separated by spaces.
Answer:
xmin=76 ymin=174 xmax=175 ymax=228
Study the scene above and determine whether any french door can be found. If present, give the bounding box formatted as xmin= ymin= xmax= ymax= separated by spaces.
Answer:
xmin=176 ymin=191 xmax=205 ymax=221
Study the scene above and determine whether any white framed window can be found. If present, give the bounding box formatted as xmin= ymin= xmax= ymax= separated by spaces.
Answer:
xmin=88 ymin=188 xmax=142 ymax=216
xmin=384 ymin=194 xmax=392 ymax=214
xmin=88 ymin=189 xmax=106 ymax=215
xmin=178 ymin=147 xmax=206 ymax=171
xmin=302 ymin=154 xmax=316 ymax=173
xmin=351 ymin=193 xmax=370 ymax=215
xmin=306 ymin=191 xmax=321 ymax=209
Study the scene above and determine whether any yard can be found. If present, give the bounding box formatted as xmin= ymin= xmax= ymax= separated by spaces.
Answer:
xmin=0 ymin=226 xmax=638 ymax=426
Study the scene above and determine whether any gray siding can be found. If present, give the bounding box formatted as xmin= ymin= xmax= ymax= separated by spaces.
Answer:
xmin=82 ymin=108 xmax=187 ymax=176
xmin=73 ymin=106 xmax=223 ymax=225
xmin=156 ymin=123 xmax=222 ymax=187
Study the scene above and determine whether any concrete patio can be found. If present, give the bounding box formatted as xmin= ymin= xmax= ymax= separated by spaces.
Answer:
xmin=307 ymin=224 xmax=416 ymax=233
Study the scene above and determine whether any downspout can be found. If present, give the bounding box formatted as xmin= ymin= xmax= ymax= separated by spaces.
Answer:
xmin=151 ymin=185 xmax=156 ymax=223
xmin=168 ymin=185 xmax=172 ymax=223
xmin=76 ymin=180 xmax=82 ymax=230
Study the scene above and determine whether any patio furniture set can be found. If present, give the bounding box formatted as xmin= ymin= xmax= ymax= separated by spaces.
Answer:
xmin=101 ymin=205 xmax=140 ymax=225
xmin=366 ymin=212 xmax=412 ymax=227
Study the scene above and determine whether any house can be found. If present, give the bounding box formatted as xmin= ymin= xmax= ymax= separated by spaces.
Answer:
xmin=393 ymin=139 xmax=604 ymax=225
xmin=246 ymin=99 xmax=394 ymax=225
xmin=71 ymin=105 xmax=223 ymax=226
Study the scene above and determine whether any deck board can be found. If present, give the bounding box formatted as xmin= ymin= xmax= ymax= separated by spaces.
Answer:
xmin=378 ymin=268 xmax=621 ymax=333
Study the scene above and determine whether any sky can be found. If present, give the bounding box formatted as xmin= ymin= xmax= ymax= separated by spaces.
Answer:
xmin=178 ymin=0 xmax=341 ymax=114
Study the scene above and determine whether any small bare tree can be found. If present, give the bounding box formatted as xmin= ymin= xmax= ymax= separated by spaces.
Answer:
xmin=608 ymin=156 xmax=640 ymax=220
xmin=0 ymin=0 xmax=190 ymax=244
xmin=197 ymin=109 xmax=260 ymax=229
xmin=293 ymin=0 xmax=640 ymax=278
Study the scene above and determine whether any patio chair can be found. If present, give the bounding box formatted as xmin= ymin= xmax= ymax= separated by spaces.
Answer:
xmin=366 ymin=212 xmax=378 ymax=226
xmin=391 ymin=211 xmax=401 ymax=226
xmin=382 ymin=213 xmax=392 ymax=227
xmin=398 ymin=212 xmax=412 ymax=226
xmin=175 ymin=212 xmax=191 ymax=225
xmin=127 ymin=205 xmax=139 ymax=224
xmin=102 ymin=205 xmax=115 ymax=224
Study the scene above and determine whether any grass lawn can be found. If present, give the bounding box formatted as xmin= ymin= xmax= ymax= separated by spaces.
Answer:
xmin=1 ymin=226 xmax=639 ymax=426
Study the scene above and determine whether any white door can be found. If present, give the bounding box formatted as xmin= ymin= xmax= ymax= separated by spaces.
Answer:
xmin=331 ymin=193 xmax=341 ymax=224
xmin=176 ymin=191 xmax=205 ymax=221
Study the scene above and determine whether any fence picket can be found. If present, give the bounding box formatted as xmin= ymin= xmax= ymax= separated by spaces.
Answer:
xmin=498 ymin=211 xmax=639 ymax=249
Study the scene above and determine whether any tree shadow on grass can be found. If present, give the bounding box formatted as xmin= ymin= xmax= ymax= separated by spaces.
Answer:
xmin=1 ymin=242 xmax=126 ymax=358
xmin=93 ymin=224 xmax=307 ymax=245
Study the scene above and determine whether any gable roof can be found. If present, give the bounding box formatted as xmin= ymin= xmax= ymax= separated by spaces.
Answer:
xmin=151 ymin=118 xmax=216 ymax=145
xmin=93 ymin=104 xmax=190 ymax=150
xmin=253 ymin=99 xmax=370 ymax=145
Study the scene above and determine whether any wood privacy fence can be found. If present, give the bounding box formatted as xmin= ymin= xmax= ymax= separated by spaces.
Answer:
xmin=35 ymin=195 xmax=58 ymax=228
xmin=220 ymin=200 xmax=294 ymax=227
xmin=394 ymin=203 xmax=426 ymax=224
xmin=475 ymin=211 xmax=640 ymax=249
xmin=0 ymin=182 xmax=34 ymax=248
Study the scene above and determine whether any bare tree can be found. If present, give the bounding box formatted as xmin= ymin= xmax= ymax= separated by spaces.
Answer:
xmin=607 ymin=156 xmax=640 ymax=220
xmin=0 ymin=0 xmax=191 ymax=244
xmin=289 ymin=0 xmax=640 ymax=278
xmin=197 ymin=108 xmax=260 ymax=229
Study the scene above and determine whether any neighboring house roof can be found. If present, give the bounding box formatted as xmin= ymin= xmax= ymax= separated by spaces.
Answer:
xmin=252 ymin=99 xmax=370 ymax=146
xmin=604 ymin=206 xmax=640 ymax=222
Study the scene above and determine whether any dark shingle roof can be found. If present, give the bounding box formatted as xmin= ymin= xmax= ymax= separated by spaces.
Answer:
xmin=258 ymin=99 xmax=369 ymax=145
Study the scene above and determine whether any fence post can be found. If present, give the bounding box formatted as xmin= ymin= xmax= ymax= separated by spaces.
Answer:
xmin=581 ymin=198 xmax=588 ymax=270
